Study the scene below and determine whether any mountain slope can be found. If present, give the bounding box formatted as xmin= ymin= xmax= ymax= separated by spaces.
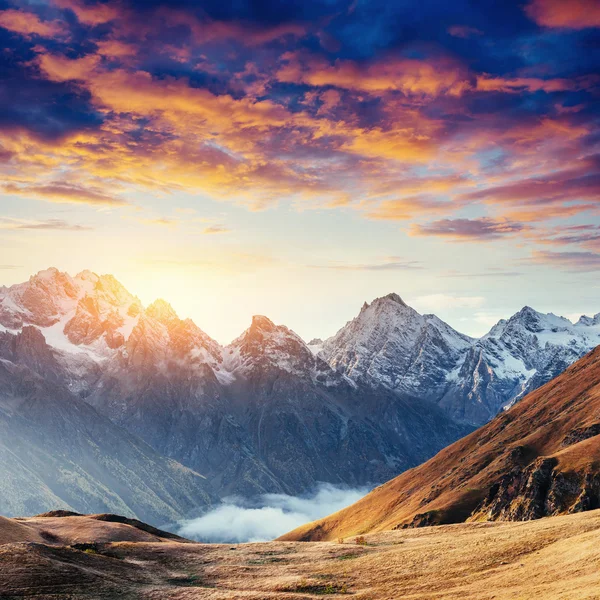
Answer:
xmin=281 ymin=345 xmax=600 ymax=541
xmin=0 ymin=327 xmax=214 ymax=525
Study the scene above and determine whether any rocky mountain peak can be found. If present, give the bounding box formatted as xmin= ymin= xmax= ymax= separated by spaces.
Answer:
xmin=145 ymin=299 xmax=178 ymax=324
xmin=30 ymin=267 xmax=62 ymax=282
xmin=75 ymin=269 xmax=99 ymax=284
xmin=250 ymin=315 xmax=276 ymax=332
xmin=362 ymin=293 xmax=408 ymax=311
xmin=226 ymin=315 xmax=316 ymax=378
xmin=577 ymin=313 xmax=600 ymax=327
xmin=381 ymin=292 xmax=407 ymax=306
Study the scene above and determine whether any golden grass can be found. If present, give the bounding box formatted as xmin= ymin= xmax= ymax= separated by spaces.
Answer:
xmin=3 ymin=510 xmax=600 ymax=598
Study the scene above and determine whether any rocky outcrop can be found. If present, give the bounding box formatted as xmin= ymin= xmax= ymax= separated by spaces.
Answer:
xmin=473 ymin=457 xmax=558 ymax=521
xmin=473 ymin=459 xmax=600 ymax=521
xmin=562 ymin=424 xmax=600 ymax=447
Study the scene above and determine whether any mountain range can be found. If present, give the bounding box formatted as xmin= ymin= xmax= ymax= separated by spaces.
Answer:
xmin=1 ymin=267 xmax=600 ymax=523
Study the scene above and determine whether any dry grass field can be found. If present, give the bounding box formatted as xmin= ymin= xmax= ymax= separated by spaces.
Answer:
xmin=2 ymin=510 xmax=600 ymax=599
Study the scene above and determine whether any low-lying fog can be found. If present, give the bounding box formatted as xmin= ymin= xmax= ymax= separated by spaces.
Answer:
xmin=177 ymin=483 xmax=370 ymax=543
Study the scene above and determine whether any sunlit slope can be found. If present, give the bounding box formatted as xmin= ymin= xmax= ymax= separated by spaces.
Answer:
xmin=282 ymin=346 xmax=600 ymax=541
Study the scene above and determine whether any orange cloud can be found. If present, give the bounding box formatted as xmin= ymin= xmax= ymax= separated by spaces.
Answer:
xmin=3 ymin=181 xmax=128 ymax=206
xmin=525 ymin=0 xmax=600 ymax=29
xmin=365 ymin=196 xmax=454 ymax=221
xmin=36 ymin=53 xmax=102 ymax=81
xmin=2 ymin=38 xmax=595 ymax=236
xmin=96 ymin=40 xmax=138 ymax=59
xmin=277 ymin=53 xmax=471 ymax=97
xmin=0 ymin=9 xmax=66 ymax=38
xmin=28 ymin=50 xmax=443 ymax=210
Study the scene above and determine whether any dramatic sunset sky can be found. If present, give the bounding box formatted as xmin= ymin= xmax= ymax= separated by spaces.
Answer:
xmin=1 ymin=0 xmax=599 ymax=342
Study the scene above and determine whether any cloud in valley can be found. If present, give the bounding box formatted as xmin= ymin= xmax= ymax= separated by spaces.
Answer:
xmin=177 ymin=483 xmax=369 ymax=543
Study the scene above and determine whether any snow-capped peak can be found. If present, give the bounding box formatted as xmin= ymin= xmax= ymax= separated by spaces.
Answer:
xmin=321 ymin=294 xmax=471 ymax=392
xmin=220 ymin=314 xmax=338 ymax=385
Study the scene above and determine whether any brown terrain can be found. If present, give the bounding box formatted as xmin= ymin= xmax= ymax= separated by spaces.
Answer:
xmin=282 ymin=345 xmax=600 ymax=542
xmin=2 ymin=510 xmax=600 ymax=599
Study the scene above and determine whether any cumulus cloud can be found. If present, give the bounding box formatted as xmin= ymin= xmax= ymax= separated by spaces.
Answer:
xmin=177 ymin=483 xmax=369 ymax=543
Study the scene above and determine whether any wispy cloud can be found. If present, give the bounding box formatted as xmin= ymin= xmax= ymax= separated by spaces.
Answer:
xmin=448 ymin=25 xmax=483 ymax=38
xmin=441 ymin=268 xmax=522 ymax=278
xmin=3 ymin=182 xmax=128 ymax=207
xmin=202 ymin=225 xmax=231 ymax=234
xmin=142 ymin=217 xmax=178 ymax=227
xmin=0 ymin=218 xmax=92 ymax=231
xmin=528 ymin=250 xmax=600 ymax=271
xmin=310 ymin=257 xmax=423 ymax=271
xmin=410 ymin=218 xmax=527 ymax=240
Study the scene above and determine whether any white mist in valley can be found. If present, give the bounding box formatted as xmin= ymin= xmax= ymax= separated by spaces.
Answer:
xmin=177 ymin=483 xmax=370 ymax=543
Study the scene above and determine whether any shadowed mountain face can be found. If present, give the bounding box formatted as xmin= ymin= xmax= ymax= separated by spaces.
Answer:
xmin=281 ymin=346 xmax=600 ymax=542
xmin=87 ymin=313 xmax=469 ymax=497
xmin=0 ymin=327 xmax=214 ymax=524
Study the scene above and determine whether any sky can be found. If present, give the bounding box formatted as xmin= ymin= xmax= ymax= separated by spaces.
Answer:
xmin=0 ymin=0 xmax=599 ymax=343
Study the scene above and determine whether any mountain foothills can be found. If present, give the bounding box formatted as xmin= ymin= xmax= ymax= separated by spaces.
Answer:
xmin=283 ymin=344 xmax=600 ymax=541
xmin=1 ymin=267 xmax=599 ymax=523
